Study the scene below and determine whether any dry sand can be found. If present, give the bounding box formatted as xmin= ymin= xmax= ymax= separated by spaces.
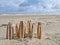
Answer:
xmin=0 ymin=14 xmax=60 ymax=45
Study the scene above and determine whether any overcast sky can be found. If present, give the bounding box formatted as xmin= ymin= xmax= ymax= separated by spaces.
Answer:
xmin=0 ymin=0 xmax=60 ymax=14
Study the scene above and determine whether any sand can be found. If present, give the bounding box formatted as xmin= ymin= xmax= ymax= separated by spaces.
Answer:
xmin=0 ymin=14 xmax=60 ymax=45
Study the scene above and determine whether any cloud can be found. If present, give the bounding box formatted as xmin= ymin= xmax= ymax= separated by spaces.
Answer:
xmin=17 ymin=0 xmax=60 ymax=13
xmin=0 ymin=0 xmax=60 ymax=14
xmin=0 ymin=0 xmax=27 ymax=13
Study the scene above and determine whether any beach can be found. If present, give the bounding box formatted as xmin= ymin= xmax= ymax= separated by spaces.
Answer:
xmin=0 ymin=14 xmax=60 ymax=45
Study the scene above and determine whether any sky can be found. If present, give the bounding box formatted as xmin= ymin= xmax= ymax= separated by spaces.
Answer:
xmin=0 ymin=0 xmax=60 ymax=14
